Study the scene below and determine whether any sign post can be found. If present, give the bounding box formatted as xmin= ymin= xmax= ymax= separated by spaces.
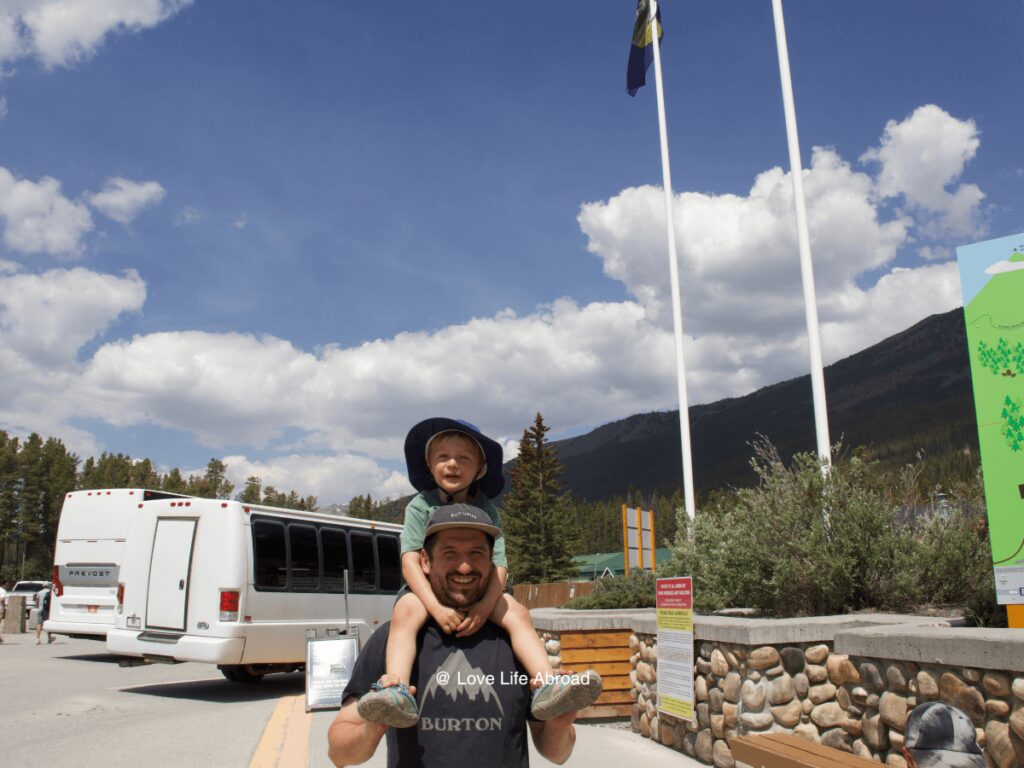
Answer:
xmin=305 ymin=634 xmax=360 ymax=712
xmin=956 ymin=232 xmax=1024 ymax=622
xmin=655 ymin=576 xmax=694 ymax=720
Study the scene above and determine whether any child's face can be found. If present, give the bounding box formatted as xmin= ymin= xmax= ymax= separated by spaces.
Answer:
xmin=428 ymin=434 xmax=483 ymax=497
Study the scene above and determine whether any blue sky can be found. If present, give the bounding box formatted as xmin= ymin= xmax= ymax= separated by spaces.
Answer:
xmin=1 ymin=1 xmax=1021 ymax=503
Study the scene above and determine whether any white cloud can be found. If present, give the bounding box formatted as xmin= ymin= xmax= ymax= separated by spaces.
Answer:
xmin=1 ymin=0 xmax=192 ymax=70
xmin=231 ymin=214 xmax=248 ymax=230
xmin=176 ymin=206 xmax=204 ymax=225
xmin=0 ymin=96 xmax=7 ymax=122
xmin=221 ymin=454 xmax=411 ymax=506
xmin=860 ymin=104 xmax=984 ymax=238
xmin=88 ymin=177 xmax=166 ymax=224
xmin=0 ymin=167 xmax=93 ymax=257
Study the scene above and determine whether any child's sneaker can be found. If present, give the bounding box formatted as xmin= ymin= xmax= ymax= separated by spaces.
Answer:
xmin=357 ymin=681 xmax=419 ymax=728
xmin=530 ymin=670 xmax=603 ymax=720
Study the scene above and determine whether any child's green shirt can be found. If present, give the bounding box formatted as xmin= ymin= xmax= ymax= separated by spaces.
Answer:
xmin=399 ymin=490 xmax=508 ymax=569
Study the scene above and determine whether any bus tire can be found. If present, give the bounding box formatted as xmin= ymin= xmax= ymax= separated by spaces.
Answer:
xmin=219 ymin=665 xmax=238 ymax=682
xmin=221 ymin=664 xmax=265 ymax=683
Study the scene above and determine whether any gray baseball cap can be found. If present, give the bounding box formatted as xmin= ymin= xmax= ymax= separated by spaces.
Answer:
xmin=423 ymin=503 xmax=500 ymax=539
xmin=904 ymin=702 xmax=985 ymax=768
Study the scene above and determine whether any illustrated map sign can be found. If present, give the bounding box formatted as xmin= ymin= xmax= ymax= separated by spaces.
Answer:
xmin=305 ymin=636 xmax=359 ymax=711
xmin=957 ymin=232 xmax=1024 ymax=605
xmin=656 ymin=576 xmax=694 ymax=720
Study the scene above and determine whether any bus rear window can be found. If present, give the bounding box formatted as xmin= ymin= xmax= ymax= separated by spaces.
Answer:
xmin=322 ymin=529 xmax=349 ymax=592
xmin=253 ymin=520 xmax=287 ymax=589
xmin=289 ymin=525 xmax=320 ymax=591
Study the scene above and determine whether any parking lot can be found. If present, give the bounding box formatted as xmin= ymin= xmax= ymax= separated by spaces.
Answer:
xmin=0 ymin=633 xmax=701 ymax=768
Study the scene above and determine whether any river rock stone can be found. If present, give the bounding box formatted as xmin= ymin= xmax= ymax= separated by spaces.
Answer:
xmin=695 ymin=729 xmax=714 ymax=763
xmin=879 ymin=691 xmax=908 ymax=730
xmin=811 ymin=702 xmax=847 ymax=729
xmin=987 ymin=698 xmax=1010 ymax=718
xmin=712 ymin=739 xmax=734 ymax=768
xmin=850 ymin=686 xmax=869 ymax=705
xmin=696 ymin=674 xmax=709 ymax=702
xmin=740 ymin=711 xmax=775 ymax=730
xmin=725 ymin=649 xmax=741 ymax=669
xmin=794 ymin=722 xmax=820 ymax=742
xmin=860 ymin=662 xmax=884 ymax=692
xmin=544 ymin=639 xmax=560 ymax=655
xmin=803 ymin=699 xmax=814 ymax=715
xmin=889 ymin=729 xmax=904 ymax=750
xmin=723 ymin=701 xmax=738 ymax=728
xmin=827 ymin=655 xmax=860 ymax=686
xmin=984 ymin=672 xmax=1011 ymax=698
xmin=769 ymin=674 xmax=795 ymax=705
xmin=793 ymin=672 xmax=809 ymax=699
xmin=709 ymin=686 xmax=724 ymax=713
xmin=683 ymin=732 xmax=697 ymax=756
xmin=985 ymin=720 xmax=1015 ymax=768
xmin=742 ymin=679 xmax=766 ymax=711
xmin=711 ymin=713 xmax=725 ymax=739
xmin=711 ymin=649 xmax=729 ymax=677
xmin=962 ymin=667 xmax=980 ymax=683
xmin=640 ymin=712 xmax=650 ymax=737
xmin=1013 ymin=677 xmax=1024 ymax=701
xmin=723 ymin=671 xmax=741 ymax=703
xmin=807 ymin=664 xmax=828 ymax=684
xmin=629 ymin=634 xmax=639 ymax=651
xmin=699 ymin=642 xmax=714 ymax=660
xmin=886 ymin=664 xmax=908 ymax=693
xmin=1010 ymin=706 xmax=1024 ymax=740
xmin=697 ymin=702 xmax=710 ymax=729
xmin=748 ymin=646 xmax=781 ymax=671
xmin=696 ymin=658 xmax=712 ymax=676
xmin=748 ymin=670 xmax=762 ymax=683
xmin=939 ymin=672 xmax=985 ymax=725
xmin=866 ymin=693 xmax=880 ymax=710
xmin=805 ymin=644 xmax=830 ymax=664
xmin=917 ymin=671 xmax=938 ymax=701
xmin=851 ymin=739 xmax=872 ymax=760
xmin=809 ymin=683 xmax=837 ymax=705
xmin=659 ymin=718 xmax=677 ymax=748
xmin=772 ymin=699 xmax=803 ymax=727
xmin=821 ymin=728 xmax=853 ymax=752
xmin=650 ymin=715 xmax=660 ymax=742
xmin=837 ymin=686 xmax=851 ymax=709
xmin=780 ymin=647 xmax=805 ymax=675
xmin=885 ymin=754 xmax=907 ymax=768
xmin=638 ymin=661 xmax=656 ymax=683
xmin=864 ymin=713 xmax=889 ymax=750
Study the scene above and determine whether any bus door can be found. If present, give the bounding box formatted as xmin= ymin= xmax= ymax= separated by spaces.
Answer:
xmin=146 ymin=518 xmax=197 ymax=632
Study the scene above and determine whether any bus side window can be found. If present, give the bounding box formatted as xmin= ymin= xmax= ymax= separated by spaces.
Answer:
xmin=289 ymin=524 xmax=320 ymax=592
xmin=253 ymin=520 xmax=287 ymax=590
xmin=349 ymin=532 xmax=376 ymax=592
xmin=376 ymin=535 xmax=402 ymax=593
xmin=322 ymin=528 xmax=349 ymax=592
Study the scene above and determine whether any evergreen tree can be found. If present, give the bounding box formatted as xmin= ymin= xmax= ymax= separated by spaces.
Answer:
xmin=161 ymin=467 xmax=188 ymax=494
xmin=501 ymin=413 xmax=581 ymax=584
xmin=187 ymin=458 xmax=235 ymax=498
xmin=238 ymin=476 xmax=262 ymax=503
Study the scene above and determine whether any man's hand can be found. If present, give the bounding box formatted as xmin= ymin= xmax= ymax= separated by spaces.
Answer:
xmin=429 ymin=603 xmax=465 ymax=634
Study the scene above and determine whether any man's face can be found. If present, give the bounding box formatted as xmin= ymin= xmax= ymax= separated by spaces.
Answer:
xmin=420 ymin=528 xmax=493 ymax=609
xmin=427 ymin=434 xmax=483 ymax=497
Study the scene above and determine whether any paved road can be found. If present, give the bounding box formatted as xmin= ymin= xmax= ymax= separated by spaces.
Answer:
xmin=1 ymin=633 xmax=703 ymax=768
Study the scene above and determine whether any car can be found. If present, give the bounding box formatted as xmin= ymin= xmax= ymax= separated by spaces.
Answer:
xmin=8 ymin=580 xmax=52 ymax=618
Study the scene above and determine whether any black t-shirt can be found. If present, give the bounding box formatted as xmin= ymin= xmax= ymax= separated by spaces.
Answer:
xmin=343 ymin=620 xmax=536 ymax=768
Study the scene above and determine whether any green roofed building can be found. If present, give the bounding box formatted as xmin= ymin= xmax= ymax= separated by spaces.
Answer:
xmin=572 ymin=548 xmax=673 ymax=580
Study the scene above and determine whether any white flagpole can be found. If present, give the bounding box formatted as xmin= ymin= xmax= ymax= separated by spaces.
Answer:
xmin=771 ymin=0 xmax=832 ymax=468
xmin=649 ymin=0 xmax=696 ymax=521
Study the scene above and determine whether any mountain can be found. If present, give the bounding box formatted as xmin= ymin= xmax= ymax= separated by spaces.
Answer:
xmin=548 ymin=308 xmax=978 ymax=501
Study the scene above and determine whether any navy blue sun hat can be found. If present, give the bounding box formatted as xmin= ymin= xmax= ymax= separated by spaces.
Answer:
xmin=404 ymin=418 xmax=505 ymax=498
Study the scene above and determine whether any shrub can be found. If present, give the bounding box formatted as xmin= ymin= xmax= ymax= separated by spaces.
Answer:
xmin=566 ymin=571 xmax=656 ymax=609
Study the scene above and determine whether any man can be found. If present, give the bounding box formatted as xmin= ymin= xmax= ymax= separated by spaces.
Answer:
xmin=0 ymin=579 xmax=8 ymax=643
xmin=34 ymin=584 xmax=54 ymax=644
xmin=902 ymin=701 xmax=986 ymax=768
xmin=328 ymin=504 xmax=582 ymax=768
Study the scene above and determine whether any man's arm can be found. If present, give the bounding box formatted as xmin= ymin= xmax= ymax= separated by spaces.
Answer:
xmin=528 ymin=711 xmax=577 ymax=765
xmin=327 ymin=697 xmax=388 ymax=768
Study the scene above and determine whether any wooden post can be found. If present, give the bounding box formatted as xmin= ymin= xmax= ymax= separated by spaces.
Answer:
xmin=621 ymin=505 xmax=629 ymax=577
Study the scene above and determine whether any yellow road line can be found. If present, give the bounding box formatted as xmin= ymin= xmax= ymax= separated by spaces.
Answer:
xmin=250 ymin=693 xmax=312 ymax=768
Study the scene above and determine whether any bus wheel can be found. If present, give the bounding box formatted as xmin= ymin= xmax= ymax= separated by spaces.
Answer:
xmin=218 ymin=665 xmax=238 ymax=682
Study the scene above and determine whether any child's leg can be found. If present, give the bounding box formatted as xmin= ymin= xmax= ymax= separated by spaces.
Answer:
xmin=384 ymin=592 xmax=430 ymax=686
xmin=490 ymin=593 xmax=552 ymax=684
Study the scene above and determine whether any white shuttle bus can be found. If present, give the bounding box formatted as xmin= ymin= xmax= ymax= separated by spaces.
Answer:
xmin=46 ymin=488 xmax=188 ymax=640
xmin=106 ymin=495 xmax=403 ymax=682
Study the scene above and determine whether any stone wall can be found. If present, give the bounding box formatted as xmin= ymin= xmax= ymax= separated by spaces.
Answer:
xmin=529 ymin=609 xmax=1024 ymax=768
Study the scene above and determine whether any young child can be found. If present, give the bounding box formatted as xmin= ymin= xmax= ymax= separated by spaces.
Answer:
xmin=357 ymin=417 xmax=602 ymax=727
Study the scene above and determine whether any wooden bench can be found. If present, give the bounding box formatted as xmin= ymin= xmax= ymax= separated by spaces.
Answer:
xmin=731 ymin=733 xmax=879 ymax=768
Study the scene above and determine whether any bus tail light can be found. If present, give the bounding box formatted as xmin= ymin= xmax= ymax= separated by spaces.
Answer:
xmin=52 ymin=565 xmax=64 ymax=597
xmin=219 ymin=590 xmax=240 ymax=622
xmin=117 ymin=583 xmax=125 ymax=606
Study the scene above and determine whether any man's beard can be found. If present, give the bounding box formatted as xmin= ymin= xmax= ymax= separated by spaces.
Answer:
xmin=432 ymin=569 xmax=489 ymax=608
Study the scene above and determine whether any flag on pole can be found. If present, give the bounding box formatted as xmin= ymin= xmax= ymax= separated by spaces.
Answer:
xmin=626 ymin=0 xmax=662 ymax=96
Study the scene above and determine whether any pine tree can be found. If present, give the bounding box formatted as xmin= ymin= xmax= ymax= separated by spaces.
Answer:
xmin=238 ymin=476 xmax=262 ymax=503
xmin=501 ymin=413 xmax=581 ymax=584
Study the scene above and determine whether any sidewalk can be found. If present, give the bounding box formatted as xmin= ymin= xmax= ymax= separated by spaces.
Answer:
xmin=308 ymin=713 xmax=706 ymax=768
